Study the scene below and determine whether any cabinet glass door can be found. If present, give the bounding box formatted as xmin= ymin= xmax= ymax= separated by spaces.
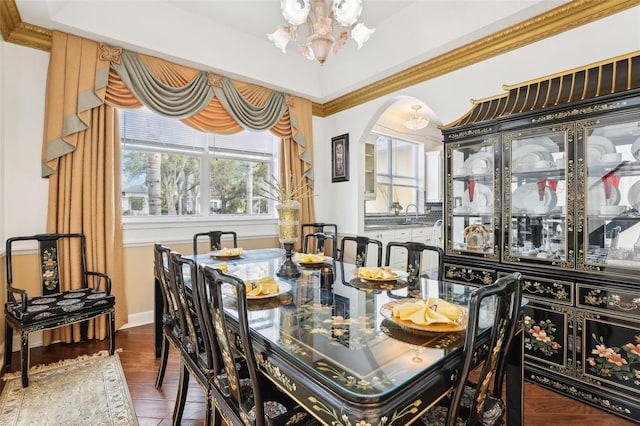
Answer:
xmin=503 ymin=124 xmax=574 ymax=268
xmin=577 ymin=111 xmax=640 ymax=274
xmin=445 ymin=135 xmax=499 ymax=260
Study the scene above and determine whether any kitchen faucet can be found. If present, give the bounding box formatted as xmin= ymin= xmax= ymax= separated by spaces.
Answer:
xmin=405 ymin=203 xmax=419 ymax=223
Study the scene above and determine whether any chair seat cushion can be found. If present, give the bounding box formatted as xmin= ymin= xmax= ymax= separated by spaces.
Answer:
xmin=421 ymin=384 xmax=505 ymax=426
xmin=5 ymin=288 xmax=115 ymax=323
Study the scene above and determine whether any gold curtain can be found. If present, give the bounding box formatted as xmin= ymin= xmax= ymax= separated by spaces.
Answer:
xmin=43 ymin=32 xmax=125 ymax=342
xmin=41 ymin=31 xmax=316 ymax=344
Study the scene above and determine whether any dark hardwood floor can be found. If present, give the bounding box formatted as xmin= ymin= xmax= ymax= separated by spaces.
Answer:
xmin=1 ymin=324 xmax=636 ymax=425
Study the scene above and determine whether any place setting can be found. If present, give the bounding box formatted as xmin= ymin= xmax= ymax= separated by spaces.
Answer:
xmin=293 ymin=252 xmax=333 ymax=267
xmin=349 ymin=266 xmax=409 ymax=291
xmin=208 ymin=247 xmax=245 ymax=260
xmin=379 ymin=297 xmax=468 ymax=333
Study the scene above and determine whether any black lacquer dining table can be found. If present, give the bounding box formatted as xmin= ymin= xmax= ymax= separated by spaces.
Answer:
xmin=153 ymin=248 xmax=524 ymax=425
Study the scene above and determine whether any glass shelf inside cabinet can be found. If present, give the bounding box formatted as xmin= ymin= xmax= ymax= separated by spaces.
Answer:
xmin=506 ymin=131 xmax=569 ymax=263
xmin=449 ymin=140 xmax=496 ymax=255
xmin=583 ymin=115 xmax=640 ymax=270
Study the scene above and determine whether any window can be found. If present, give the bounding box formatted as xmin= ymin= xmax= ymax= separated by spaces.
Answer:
xmin=365 ymin=133 xmax=424 ymax=214
xmin=119 ymin=107 xmax=279 ymax=218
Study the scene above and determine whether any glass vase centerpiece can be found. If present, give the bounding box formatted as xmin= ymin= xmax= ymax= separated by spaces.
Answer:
xmin=260 ymin=174 xmax=313 ymax=278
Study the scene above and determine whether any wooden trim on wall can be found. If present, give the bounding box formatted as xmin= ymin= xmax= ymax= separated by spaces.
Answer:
xmin=1 ymin=0 xmax=638 ymax=116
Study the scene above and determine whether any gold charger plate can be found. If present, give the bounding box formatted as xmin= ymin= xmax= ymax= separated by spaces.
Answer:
xmin=380 ymin=299 xmax=468 ymax=332
xmin=294 ymin=254 xmax=332 ymax=267
xmin=349 ymin=277 xmax=407 ymax=291
xmin=227 ymin=294 xmax=293 ymax=311
xmin=380 ymin=319 xmax=465 ymax=348
xmin=209 ymin=249 xmax=244 ymax=260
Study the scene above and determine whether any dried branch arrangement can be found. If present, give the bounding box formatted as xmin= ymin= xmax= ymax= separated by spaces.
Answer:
xmin=259 ymin=173 xmax=314 ymax=203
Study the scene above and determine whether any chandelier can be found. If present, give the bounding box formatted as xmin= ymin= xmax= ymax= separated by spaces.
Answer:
xmin=268 ymin=0 xmax=375 ymax=65
xmin=405 ymin=105 xmax=429 ymax=130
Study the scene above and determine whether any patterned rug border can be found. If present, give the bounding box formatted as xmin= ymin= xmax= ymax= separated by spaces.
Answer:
xmin=1 ymin=348 xmax=123 ymax=381
xmin=0 ymin=348 xmax=138 ymax=426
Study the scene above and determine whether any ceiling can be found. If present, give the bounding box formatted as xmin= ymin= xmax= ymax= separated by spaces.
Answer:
xmin=14 ymin=0 xmax=571 ymax=105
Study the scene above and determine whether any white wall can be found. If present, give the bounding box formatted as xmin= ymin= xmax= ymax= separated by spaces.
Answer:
xmin=2 ymin=43 xmax=50 ymax=241
xmin=313 ymin=8 xmax=640 ymax=235
xmin=1 ymin=39 xmax=5 ymax=249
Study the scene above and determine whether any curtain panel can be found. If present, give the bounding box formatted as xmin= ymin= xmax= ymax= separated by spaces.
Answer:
xmin=41 ymin=31 xmax=316 ymax=341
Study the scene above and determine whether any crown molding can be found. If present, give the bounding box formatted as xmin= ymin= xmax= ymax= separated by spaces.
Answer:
xmin=313 ymin=0 xmax=640 ymax=117
xmin=0 ymin=0 xmax=52 ymax=51
xmin=1 ymin=0 xmax=638 ymax=116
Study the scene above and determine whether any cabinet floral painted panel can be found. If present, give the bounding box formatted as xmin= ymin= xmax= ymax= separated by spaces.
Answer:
xmin=523 ymin=303 xmax=573 ymax=376
xmin=576 ymin=312 xmax=640 ymax=420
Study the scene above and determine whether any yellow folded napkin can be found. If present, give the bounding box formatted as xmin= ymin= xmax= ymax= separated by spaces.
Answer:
xmin=247 ymin=277 xmax=279 ymax=296
xmin=358 ymin=266 xmax=397 ymax=280
xmin=212 ymin=262 xmax=228 ymax=273
xmin=217 ymin=247 xmax=243 ymax=256
xmin=294 ymin=252 xmax=326 ymax=263
xmin=392 ymin=299 xmax=461 ymax=325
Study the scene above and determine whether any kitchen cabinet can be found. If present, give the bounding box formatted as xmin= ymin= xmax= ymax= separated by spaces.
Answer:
xmin=365 ymin=226 xmax=439 ymax=274
xmin=441 ymin=52 xmax=640 ymax=422
xmin=364 ymin=137 xmax=376 ymax=200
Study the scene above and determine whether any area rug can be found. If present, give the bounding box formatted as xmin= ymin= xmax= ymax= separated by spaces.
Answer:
xmin=0 ymin=350 xmax=138 ymax=426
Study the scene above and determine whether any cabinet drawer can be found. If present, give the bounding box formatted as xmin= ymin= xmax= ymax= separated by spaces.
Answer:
xmin=576 ymin=283 xmax=640 ymax=320
xmin=393 ymin=229 xmax=411 ymax=240
xmin=444 ymin=263 xmax=496 ymax=286
xmin=499 ymin=272 xmax=574 ymax=306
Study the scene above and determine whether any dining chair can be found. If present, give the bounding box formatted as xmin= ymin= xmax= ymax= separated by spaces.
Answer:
xmin=167 ymin=250 xmax=215 ymax=426
xmin=340 ymin=235 xmax=383 ymax=267
xmin=4 ymin=233 xmax=115 ymax=387
xmin=199 ymin=264 xmax=317 ymax=426
xmin=193 ymin=230 xmax=238 ymax=256
xmin=385 ymin=241 xmax=444 ymax=280
xmin=153 ymin=243 xmax=180 ymax=388
xmin=302 ymin=223 xmax=339 ymax=257
xmin=421 ymin=272 xmax=523 ymax=426
xmin=303 ymin=231 xmax=338 ymax=259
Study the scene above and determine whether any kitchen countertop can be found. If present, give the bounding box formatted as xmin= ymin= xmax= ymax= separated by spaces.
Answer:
xmin=364 ymin=221 xmax=436 ymax=230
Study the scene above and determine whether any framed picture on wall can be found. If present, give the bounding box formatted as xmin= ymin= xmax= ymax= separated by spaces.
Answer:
xmin=331 ymin=134 xmax=349 ymax=183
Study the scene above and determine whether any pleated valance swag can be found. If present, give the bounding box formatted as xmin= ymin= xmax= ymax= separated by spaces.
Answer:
xmin=41 ymin=31 xmax=315 ymax=342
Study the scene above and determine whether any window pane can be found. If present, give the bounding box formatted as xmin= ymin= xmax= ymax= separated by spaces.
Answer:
xmin=209 ymin=159 xmax=270 ymax=215
xmin=121 ymin=149 xmax=201 ymax=216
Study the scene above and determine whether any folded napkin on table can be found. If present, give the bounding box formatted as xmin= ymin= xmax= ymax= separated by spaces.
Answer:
xmin=392 ymin=298 xmax=461 ymax=325
xmin=358 ymin=266 xmax=397 ymax=280
xmin=212 ymin=262 xmax=228 ymax=273
xmin=294 ymin=253 xmax=326 ymax=262
xmin=216 ymin=247 xmax=243 ymax=256
xmin=246 ymin=277 xmax=279 ymax=296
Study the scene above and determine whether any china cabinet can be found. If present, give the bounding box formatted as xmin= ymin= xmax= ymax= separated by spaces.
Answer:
xmin=441 ymin=52 xmax=640 ymax=422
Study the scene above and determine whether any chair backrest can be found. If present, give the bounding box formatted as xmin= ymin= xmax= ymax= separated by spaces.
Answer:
xmin=199 ymin=264 xmax=266 ymax=425
xmin=193 ymin=231 xmax=238 ymax=256
xmin=167 ymin=250 xmax=209 ymax=365
xmin=340 ymin=235 xmax=383 ymax=267
xmin=447 ymin=272 xmax=523 ymax=426
xmin=153 ymin=243 xmax=182 ymax=334
xmin=303 ymin=231 xmax=338 ymax=259
xmin=6 ymin=233 xmax=90 ymax=298
xmin=302 ymin=223 xmax=338 ymax=255
xmin=385 ymin=241 xmax=444 ymax=280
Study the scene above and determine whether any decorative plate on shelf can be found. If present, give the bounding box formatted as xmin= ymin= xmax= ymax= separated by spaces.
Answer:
xmin=586 ymin=135 xmax=615 ymax=164
xmin=627 ymin=180 xmax=640 ymax=210
xmin=462 ymin=151 xmax=493 ymax=175
xmin=461 ymin=182 xmax=492 ymax=212
xmin=512 ymin=183 xmax=557 ymax=214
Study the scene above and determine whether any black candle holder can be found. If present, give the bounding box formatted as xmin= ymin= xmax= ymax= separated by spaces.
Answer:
xmin=276 ymin=242 xmax=301 ymax=278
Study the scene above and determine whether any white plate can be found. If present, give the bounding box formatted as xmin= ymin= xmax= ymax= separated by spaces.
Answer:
xmin=631 ymin=137 xmax=640 ymax=161
xmin=512 ymin=136 xmax=559 ymax=152
xmin=586 ymin=135 xmax=615 ymax=164
xmin=512 ymin=183 xmax=557 ymax=214
xmin=627 ymin=180 xmax=640 ymax=209
xmin=587 ymin=178 xmax=621 ymax=213
xmin=223 ymin=280 xmax=292 ymax=300
xmin=512 ymin=144 xmax=553 ymax=172
xmin=462 ymin=152 xmax=493 ymax=173
xmin=461 ymin=182 xmax=492 ymax=211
